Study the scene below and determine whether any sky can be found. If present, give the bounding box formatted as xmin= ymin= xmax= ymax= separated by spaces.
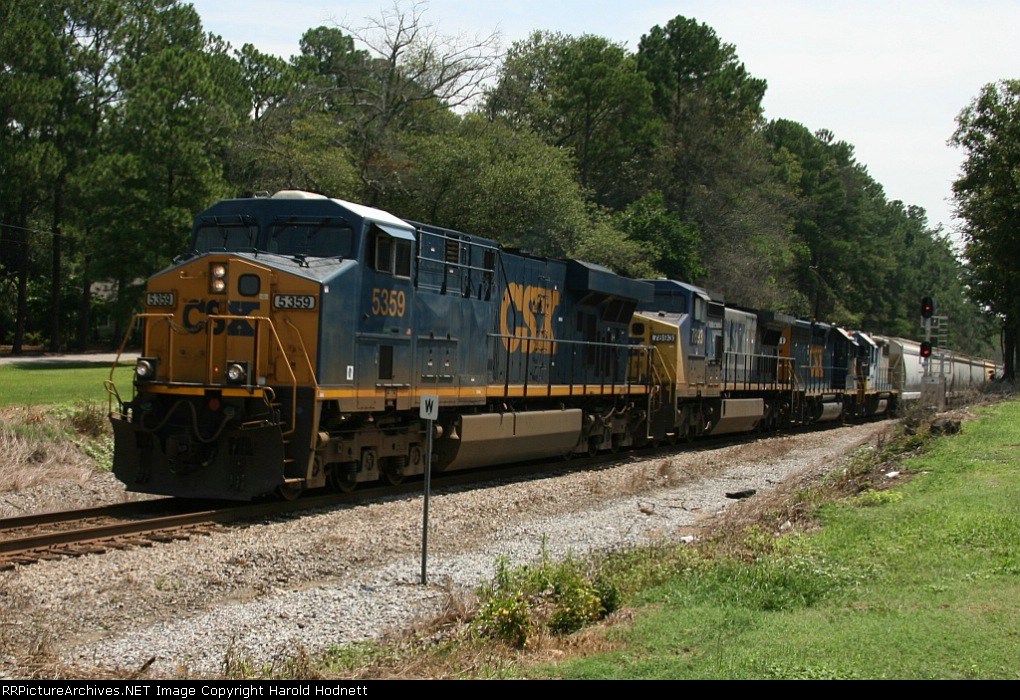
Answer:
xmin=188 ymin=0 xmax=1020 ymax=242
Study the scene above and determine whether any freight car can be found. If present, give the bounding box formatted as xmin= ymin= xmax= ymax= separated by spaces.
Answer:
xmin=877 ymin=335 xmax=998 ymax=405
xmin=106 ymin=191 xmax=995 ymax=501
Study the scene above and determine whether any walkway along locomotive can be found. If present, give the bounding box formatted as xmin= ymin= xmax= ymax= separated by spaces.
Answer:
xmin=106 ymin=191 xmax=995 ymax=500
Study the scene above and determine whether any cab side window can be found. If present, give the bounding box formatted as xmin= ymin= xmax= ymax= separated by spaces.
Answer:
xmin=374 ymin=233 xmax=412 ymax=277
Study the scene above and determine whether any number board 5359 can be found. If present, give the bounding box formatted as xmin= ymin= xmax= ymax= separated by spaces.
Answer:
xmin=273 ymin=294 xmax=316 ymax=310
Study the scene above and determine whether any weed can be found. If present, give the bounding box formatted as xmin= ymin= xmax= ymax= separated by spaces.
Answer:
xmin=0 ymin=419 xmax=91 ymax=493
xmin=472 ymin=552 xmax=621 ymax=648
xmin=475 ymin=589 xmax=533 ymax=648
xmin=852 ymin=489 xmax=904 ymax=507
xmin=0 ymin=403 xmax=116 ymax=497
xmin=759 ymin=660 xmax=860 ymax=680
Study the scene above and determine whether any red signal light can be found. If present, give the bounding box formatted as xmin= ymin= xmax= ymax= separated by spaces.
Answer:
xmin=921 ymin=296 xmax=935 ymax=319
xmin=920 ymin=341 xmax=932 ymax=358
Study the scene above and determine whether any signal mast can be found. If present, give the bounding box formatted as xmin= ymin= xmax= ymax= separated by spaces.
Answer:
xmin=920 ymin=296 xmax=934 ymax=376
xmin=919 ymin=295 xmax=947 ymax=409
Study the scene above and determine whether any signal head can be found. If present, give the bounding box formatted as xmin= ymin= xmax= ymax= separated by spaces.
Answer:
xmin=921 ymin=296 xmax=935 ymax=319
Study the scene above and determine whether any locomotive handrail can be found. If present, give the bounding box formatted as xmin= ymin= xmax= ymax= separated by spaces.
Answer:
xmin=653 ymin=344 xmax=675 ymax=380
xmin=647 ymin=344 xmax=676 ymax=385
xmin=488 ymin=331 xmax=652 ymax=397
xmin=644 ymin=345 xmax=674 ymax=414
xmin=107 ymin=313 xmax=175 ymax=416
xmin=721 ymin=351 xmax=796 ymax=393
xmin=111 ymin=311 xmax=302 ymax=437
xmin=284 ymin=317 xmax=320 ymax=391
xmin=487 ymin=331 xmax=641 ymax=351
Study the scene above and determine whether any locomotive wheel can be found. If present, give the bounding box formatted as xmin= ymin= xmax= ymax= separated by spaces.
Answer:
xmin=610 ymin=435 xmax=622 ymax=453
xmin=277 ymin=482 xmax=304 ymax=501
xmin=329 ymin=465 xmax=358 ymax=493
xmin=383 ymin=461 xmax=405 ymax=486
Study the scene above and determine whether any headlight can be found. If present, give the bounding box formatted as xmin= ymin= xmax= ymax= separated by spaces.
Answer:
xmin=225 ymin=361 xmax=248 ymax=385
xmin=209 ymin=263 xmax=228 ymax=293
xmin=135 ymin=357 xmax=158 ymax=381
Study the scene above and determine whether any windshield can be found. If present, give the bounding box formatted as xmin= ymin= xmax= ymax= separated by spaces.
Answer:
xmin=269 ymin=219 xmax=355 ymax=258
xmin=193 ymin=222 xmax=258 ymax=252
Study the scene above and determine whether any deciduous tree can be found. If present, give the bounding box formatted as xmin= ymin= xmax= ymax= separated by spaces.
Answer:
xmin=952 ymin=80 xmax=1020 ymax=380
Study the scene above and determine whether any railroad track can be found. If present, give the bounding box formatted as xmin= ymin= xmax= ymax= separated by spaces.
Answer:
xmin=0 ymin=450 xmax=638 ymax=570
xmin=0 ymin=499 xmax=224 ymax=569
xmin=0 ymin=461 xmax=578 ymax=570
xmin=0 ymin=419 xmax=883 ymax=570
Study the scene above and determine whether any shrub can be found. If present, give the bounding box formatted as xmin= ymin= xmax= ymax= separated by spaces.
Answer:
xmin=472 ymin=554 xmax=620 ymax=647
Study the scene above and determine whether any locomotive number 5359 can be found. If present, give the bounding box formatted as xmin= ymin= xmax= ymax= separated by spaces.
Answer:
xmin=371 ymin=288 xmax=406 ymax=317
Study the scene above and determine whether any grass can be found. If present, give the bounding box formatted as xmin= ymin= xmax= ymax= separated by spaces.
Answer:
xmin=525 ymin=400 xmax=1020 ymax=680
xmin=262 ymin=399 xmax=1016 ymax=681
xmin=0 ymin=362 xmax=133 ymax=408
xmin=0 ymin=363 xmax=126 ymax=491
xmin=0 ymin=402 xmax=115 ymax=494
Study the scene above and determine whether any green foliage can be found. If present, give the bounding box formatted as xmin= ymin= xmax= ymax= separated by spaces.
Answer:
xmin=1 ymin=2 xmax=997 ymax=363
xmin=568 ymin=207 xmax=659 ymax=278
xmin=633 ymin=16 xmax=798 ymax=308
xmin=615 ymin=192 xmax=704 ymax=281
xmin=475 ymin=590 xmax=533 ymax=649
xmin=952 ymin=81 xmax=1020 ymax=378
xmin=393 ymin=116 xmax=655 ymax=276
xmin=487 ymin=31 xmax=660 ymax=207
xmin=1 ymin=0 xmax=251 ymax=347
xmin=50 ymin=400 xmax=114 ymax=469
xmin=473 ymin=553 xmax=620 ymax=647
xmin=547 ymin=578 xmax=603 ymax=635
xmin=638 ymin=16 xmax=766 ymax=124
xmin=763 ymin=118 xmax=995 ymax=349
xmin=55 ymin=400 xmax=107 ymax=439
xmin=226 ymin=27 xmax=368 ymax=198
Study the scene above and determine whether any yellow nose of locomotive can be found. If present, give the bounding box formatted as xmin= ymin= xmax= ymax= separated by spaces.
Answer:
xmin=110 ymin=251 xmax=322 ymax=500
xmin=137 ymin=255 xmax=319 ymax=388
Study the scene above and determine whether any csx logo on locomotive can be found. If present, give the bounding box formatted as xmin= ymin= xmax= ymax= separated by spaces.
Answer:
xmin=499 ymin=283 xmax=561 ymax=354
xmin=183 ymin=299 xmax=260 ymax=336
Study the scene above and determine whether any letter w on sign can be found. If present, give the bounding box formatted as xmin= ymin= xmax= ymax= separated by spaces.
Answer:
xmin=420 ymin=393 xmax=439 ymax=421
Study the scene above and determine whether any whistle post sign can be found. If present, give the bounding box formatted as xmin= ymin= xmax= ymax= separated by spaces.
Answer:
xmin=420 ymin=393 xmax=439 ymax=420
xmin=419 ymin=393 xmax=439 ymax=584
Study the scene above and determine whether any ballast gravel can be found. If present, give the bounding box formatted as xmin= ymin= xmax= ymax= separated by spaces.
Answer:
xmin=0 ymin=421 xmax=895 ymax=677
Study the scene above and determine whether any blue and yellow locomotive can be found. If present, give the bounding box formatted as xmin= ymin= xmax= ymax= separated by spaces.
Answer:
xmin=109 ymin=191 xmax=656 ymax=499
